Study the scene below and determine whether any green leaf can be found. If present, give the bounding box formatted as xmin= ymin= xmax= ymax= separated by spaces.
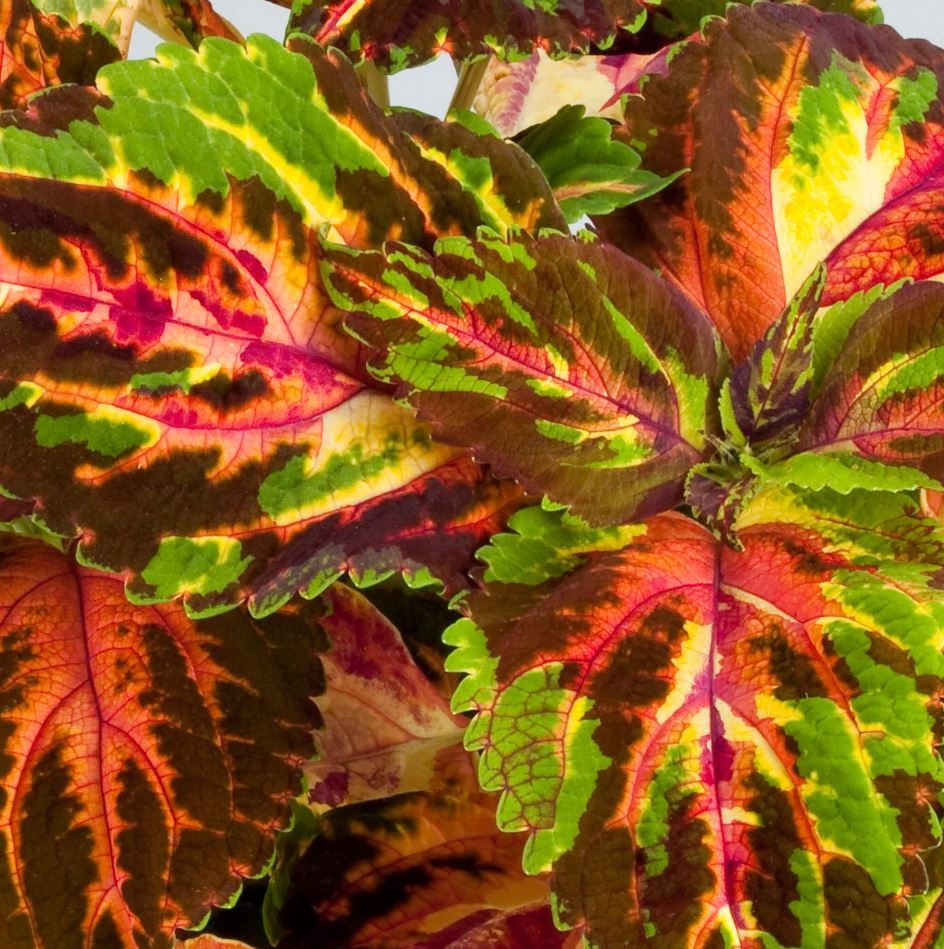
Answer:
xmin=517 ymin=105 xmax=684 ymax=223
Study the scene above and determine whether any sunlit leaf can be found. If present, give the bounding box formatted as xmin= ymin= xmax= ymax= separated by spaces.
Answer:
xmin=600 ymin=2 xmax=944 ymax=360
xmin=447 ymin=487 xmax=944 ymax=946
xmin=0 ymin=39 xmax=536 ymax=613
xmin=305 ymin=583 xmax=465 ymax=810
xmin=0 ymin=0 xmax=119 ymax=110
xmin=473 ymin=48 xmax=667 ymax=138
xmin=278 ymin=745 xmax=552 ymax=948
xmin=325 ymin=231 xmax=723 ymax=526
xmin=0 ymin=535 xmax=325 ymax=948
xmin=286 ymin=0 xmax=647 ymax=72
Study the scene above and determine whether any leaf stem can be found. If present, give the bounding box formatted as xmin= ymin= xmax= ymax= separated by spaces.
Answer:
xmin=359 ymin=61 xmax=390 ymax=109
xmin=448 ymin=57 xmax=489 ymax=114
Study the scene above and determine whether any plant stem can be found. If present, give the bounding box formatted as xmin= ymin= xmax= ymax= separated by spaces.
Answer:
xmin=448 ymin=57 xmax=489 ymax=115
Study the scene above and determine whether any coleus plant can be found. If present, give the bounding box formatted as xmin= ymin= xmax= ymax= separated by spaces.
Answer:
xmin=1 ymin=0 xmax=944 ymax=947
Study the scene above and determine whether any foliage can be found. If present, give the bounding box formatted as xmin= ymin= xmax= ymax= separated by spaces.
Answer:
xmin=1 ymin=0 xmax=944 ymax=947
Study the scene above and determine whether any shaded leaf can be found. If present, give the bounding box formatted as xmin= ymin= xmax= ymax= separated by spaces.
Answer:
xmin=799 ymin=281 xmax=944 ymax=488
xmin=683 ymin=460 xmax=758 ymax=544
xmin=600 ymin=2 xmax=944 ymax=360
xmin=262 ymin=801 xmax=320 ymax=946
xmin=517 ymin=105 xmax=683 ymax=223
xmin=174 ymin=938 xmax=256 ymax=949
xmin=0 ymin=40 xmax=531 ymax=613
xmin=645 ymin=0 xmax=883 ymax=40
xmin=325 ymin=231 xmax=723 ymax=527
xmin=305 ymin=583 xmax=465 ymax=810
xmin=287 ymin=0 xmax=647 ymax=73
xmin=413 ymin=903 xmax=578 ymax=948
xmin=0 ymin=535 xmax=325 ymax=948
xmin=278 ymin=745 xmax=551 ymax=948
xmin=722 ymin=266 xmax=826 ymax=453
xmin=0 ymin=0 xmax=119 ymax=110
xmin=447 ymin=488 xmax=944 ymax=946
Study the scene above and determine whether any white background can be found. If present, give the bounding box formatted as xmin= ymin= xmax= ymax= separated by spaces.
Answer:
xmin=129 ymin=0 xmax=944 ymax=118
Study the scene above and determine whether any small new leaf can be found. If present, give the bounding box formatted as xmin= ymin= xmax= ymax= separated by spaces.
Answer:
xmin=517 ymin=105 xmax=684 ymax=223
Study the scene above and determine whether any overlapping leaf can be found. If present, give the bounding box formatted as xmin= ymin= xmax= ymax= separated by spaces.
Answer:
xmin=278 ymin=745 xmax=553 ymax=948
xmin=796 ymin=280 xmax=944 ymax=487
xmin=30 ymin=0 xmax=241 ymax=54
xmin=473 ymin=48 xmax=668 ymax=138
xmin=0 ymin=534 xmax=325 ymax=948
xmin=412 ymin=904 xmax=579 ymax=948
xmin=447 ymin=487 xmax=944 ymax=946
xmin=0 ymin=37 xmax=556 ymax=612
xmin=305 ymin=583 xmax=465 ymax=810
xmin=325 ymin=231 xmax=723 ymax=527
xmin=517 ymin=105 xmax=683 ymax=223
xmin=643 ymin=0 xmax=882 ymax=40
xmin=0 ymin=0 xmax=119 ymax=110
xmin=391 ymin=111 xmax=566 ymax=234
xmin=286 ymin=0 xmax=647 ymax=73
xmin=600 ymin=2 xmax=944 ymax=360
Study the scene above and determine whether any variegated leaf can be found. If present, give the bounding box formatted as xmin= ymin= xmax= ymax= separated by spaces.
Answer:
xmin=391 ymin=110 xmax=565 ymax=234
xmin=87 ymin=36 xmax=557 ymax=243
xmin=0 ymin=39 xmax=540 ymax=613
xmin=722 ymin=266 xmax=827 ymax=454
xmin=644 ymin=0 xmax=882 ymax=39
xmin=30 ymin=0 xmax=241 ymax=54
xmin=0 ymin=0 xmax=119 ymax=110
xmin=798 ymin=280 xmax=944 ymax=488
xmin=413 ymin=904 xmax=579 ymax=948
xmin=173 ymin=939 xmax=255 ymax=949
xmin=278 ymin=744 xmax=552 ymax=948
xmin=305 ymin=583 xmax=465 ymax=810
xmin=473 ymin=48 xmax=668 ymax=139
xmin=325 ymin=231 xmax=723 ymax=527
xmin=286 ymin=0 xmax=647 ymax=73
xmin=447 ymin=487 xmax=944 ymax=946
xmin=0 ymin=534 xmax=325 ymax=948
xmin=600 ymin=2 xmax=944 ymax=360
